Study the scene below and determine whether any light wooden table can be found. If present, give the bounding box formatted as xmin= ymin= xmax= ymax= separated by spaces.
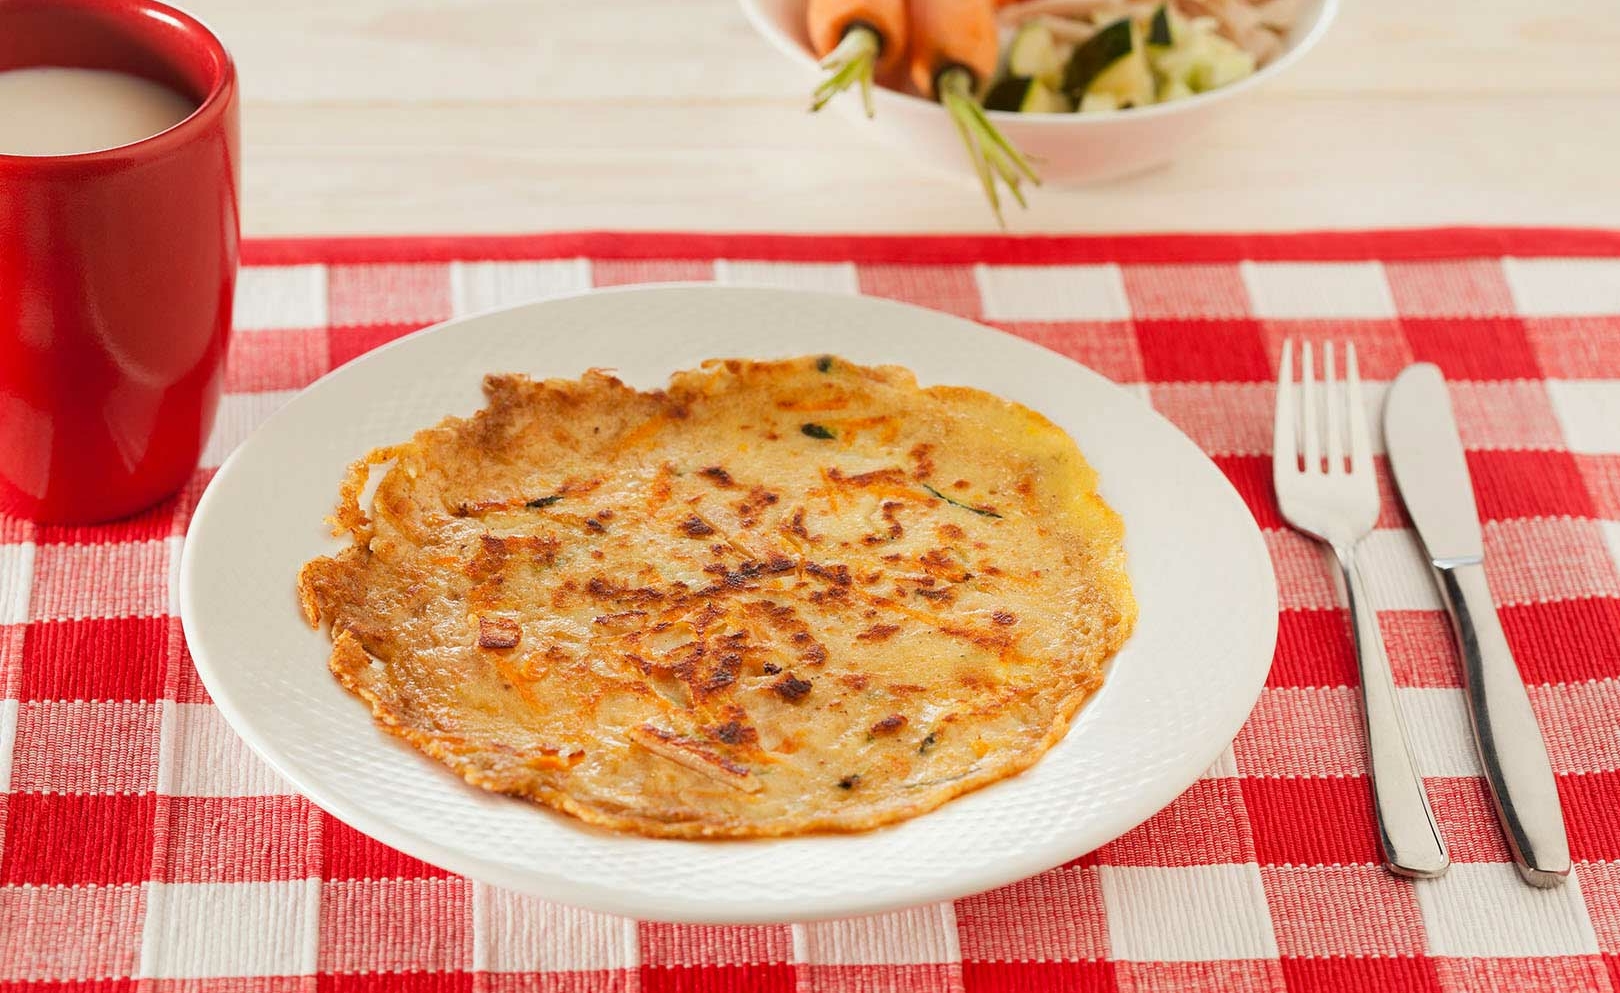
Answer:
xmin=196 ymin=0 xmax=1618 ymax=235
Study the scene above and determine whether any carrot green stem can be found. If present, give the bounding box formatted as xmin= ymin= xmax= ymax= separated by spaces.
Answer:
xmin=984 ymin=143 xmax=1029 ymax=210
xmin=938 ymin=67 xmax=1040 ymax=227
xmin=812 ymin=25 xmax=881 ymax=117
xmin=963 ymin=97 xmax=1040 ymax=187
xmin=942 ymin=77 xmax=1001 ymax=224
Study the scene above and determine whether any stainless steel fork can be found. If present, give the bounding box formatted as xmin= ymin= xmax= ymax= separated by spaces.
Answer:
xmin=1273 ymin=340 xmax=1449 ymax=879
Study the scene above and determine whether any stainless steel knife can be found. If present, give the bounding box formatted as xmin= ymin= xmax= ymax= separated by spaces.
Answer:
xmin=1384 ymin=363 xmax=1571 ymax=887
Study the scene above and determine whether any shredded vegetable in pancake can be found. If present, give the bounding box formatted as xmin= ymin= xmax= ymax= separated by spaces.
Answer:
xmin=297 ymin=356 xmax=1136 ymax=838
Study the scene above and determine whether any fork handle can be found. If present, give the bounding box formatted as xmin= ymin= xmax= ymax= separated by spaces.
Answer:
xmin=1436 ymin=563 xmax=1570 ymax=886
xmin=1336 ymin=546 xmax=1450 ymax=878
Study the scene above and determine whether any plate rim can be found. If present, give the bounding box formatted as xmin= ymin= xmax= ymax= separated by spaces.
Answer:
xmin=181 ymin=283 xmax=1278 ymax=923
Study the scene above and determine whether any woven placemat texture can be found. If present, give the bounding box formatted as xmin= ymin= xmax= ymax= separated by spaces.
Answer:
xmin=3 ymin=228 xmax=1618 ymax=992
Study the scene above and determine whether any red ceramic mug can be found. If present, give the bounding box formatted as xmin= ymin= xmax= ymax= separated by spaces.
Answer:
xmin=0 ymin=0 xmax=239 ymax=523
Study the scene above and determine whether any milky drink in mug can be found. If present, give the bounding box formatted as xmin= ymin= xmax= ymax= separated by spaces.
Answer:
xmin=0 ymin=66 xmax=196 ymax=156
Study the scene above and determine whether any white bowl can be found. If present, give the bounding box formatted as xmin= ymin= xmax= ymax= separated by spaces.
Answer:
xmin=740 ymin=0 xmax=1339 ymax=185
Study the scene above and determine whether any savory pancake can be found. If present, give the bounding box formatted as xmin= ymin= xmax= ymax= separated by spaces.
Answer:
xmin=297 ymin=356 xmax=1135 ymax=838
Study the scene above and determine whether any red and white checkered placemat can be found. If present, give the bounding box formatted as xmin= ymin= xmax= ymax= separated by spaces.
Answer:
xmin=3 ymin=228 xmax=1619 ymax=992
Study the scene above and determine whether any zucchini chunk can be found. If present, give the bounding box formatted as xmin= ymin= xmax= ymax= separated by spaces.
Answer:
xmin=1064 ymin=17 xmax=1154 ymax=109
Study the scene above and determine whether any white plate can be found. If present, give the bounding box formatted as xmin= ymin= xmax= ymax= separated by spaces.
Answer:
xmin=181 ymin=286 xmax=1276 ymax=924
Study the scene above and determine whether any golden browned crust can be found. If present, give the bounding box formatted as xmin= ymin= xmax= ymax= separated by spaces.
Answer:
xmin=297 ymin=356 xmax=1136 ymax=838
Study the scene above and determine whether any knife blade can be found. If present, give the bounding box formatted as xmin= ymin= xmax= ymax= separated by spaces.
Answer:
xmin=1383 ymin=364 xmax=1483 ymax=567
xmin=1384 ymin=363 xmax=1571 ymax=886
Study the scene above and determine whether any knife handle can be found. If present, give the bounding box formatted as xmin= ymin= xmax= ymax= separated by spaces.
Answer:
xmin=1338 ymin=547 xmax=1450 ymax=878
xmin=1436 ymin=562 xmax=1571 ymax=887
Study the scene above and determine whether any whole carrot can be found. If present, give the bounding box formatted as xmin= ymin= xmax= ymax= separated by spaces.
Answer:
xmin=807 ymin=0 xmax=909 ymax=116
xmin=908 ymin=0 xmax=1039 ymax=224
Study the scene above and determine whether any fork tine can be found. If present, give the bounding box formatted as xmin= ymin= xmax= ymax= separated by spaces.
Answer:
xmin=1274 ymin=339 xmax=1296 ymax=477
xmin=1324 ymin=342 xmax=1342 ymax=474
xmin=1301 ymin=341 xmax=1320 ymax=474
xmin=1346 ymin=342 xmax=1373 ymax=474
